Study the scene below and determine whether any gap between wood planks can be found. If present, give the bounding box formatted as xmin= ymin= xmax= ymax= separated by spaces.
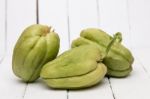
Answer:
xmin=66 ymin=0 xmax=115 ymax=99
xmin=22 ymin=0 xmax=69 ymax=98
xmin=22 ymin=0 xmax=39 ymax=98
xmin=97 ymin=0 xmax=116 ymax=99
xmin=66 ymin=0 xmax=71 ymax=99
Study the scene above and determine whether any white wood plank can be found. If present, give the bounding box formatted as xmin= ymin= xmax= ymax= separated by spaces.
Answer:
xmin=128 ymin=0 xmax=150 ymax=48
xmin=127 ymin=0 xmax=150 ymax=96
xmin=0 ymin=0 xmax=36 ymax=99
xmin=39 ymin=0 xmax=69 ymax=54
xmin=99 ymin=0 xmax=150 ymax=99
xmin=99 ymin=0 xmax=131 ymax=48
xmin=68 ymin=78 xmax=113 ymax=99
xmin=23 ymin=0 xmax=68 ymax=99
xmin=133 ymin=48 xmax=150 ymax=77
xmin=69 ymin=0 xmax=99 ymax=41
xmin=24 ymin=79 xmax=67 ymax=99
xmin=0 ymin=0 xmax=6 ymax=62
xmin=68 ymin=0 xmax=114 ymax=99
xmin=7 ymin=0 xmax=37 ymax=55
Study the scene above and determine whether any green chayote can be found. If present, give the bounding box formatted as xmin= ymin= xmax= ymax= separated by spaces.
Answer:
xmin=72 ymin=28 xmax=134 ymax=77
xmin=40 ymin=45 xmax=107 ymax=89
xmin=12 ymin=24 xmax=60 ymax=82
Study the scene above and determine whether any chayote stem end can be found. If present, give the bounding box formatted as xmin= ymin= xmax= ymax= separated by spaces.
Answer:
xmin=103 ymin=32 xmax=122 ymax=58
xmin=42 ymin=26 xmax=55 ymax=36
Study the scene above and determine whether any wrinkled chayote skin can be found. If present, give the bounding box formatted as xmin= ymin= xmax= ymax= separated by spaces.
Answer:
xmin=12 ymin=24 xmax=60 ymax=82
xmin=72 ymin=28 xmax=134 ymax=77
xmin=40 ymin=45 xmax=107 ymax=89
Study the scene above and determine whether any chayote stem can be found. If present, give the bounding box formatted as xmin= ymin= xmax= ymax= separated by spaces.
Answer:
xmin=104 ymin=32 xmax=122 ymax=58
xmin=114 ymin=32 xmax=122 ymax=43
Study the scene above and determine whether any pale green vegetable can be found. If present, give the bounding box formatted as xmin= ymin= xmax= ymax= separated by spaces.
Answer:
xmin=12 ymin=24 xmax=60 ymax=82
xmin=72 ymin=28 xmax=134 ymax=77
xmin=40 ymin=45 xmax=107 ymax=89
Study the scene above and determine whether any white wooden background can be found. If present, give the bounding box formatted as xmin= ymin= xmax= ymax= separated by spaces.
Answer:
xmin=0 ymin=0 xmax=150 ymax=99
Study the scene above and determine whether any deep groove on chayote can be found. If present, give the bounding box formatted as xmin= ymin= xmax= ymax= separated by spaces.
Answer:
xmin=12 ymin=24 xmax=60 ymax=82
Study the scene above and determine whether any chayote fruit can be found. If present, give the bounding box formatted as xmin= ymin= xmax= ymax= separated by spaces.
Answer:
xmin=40 ymin=45 xmax=107 ymax=89
xmin=72 ymin=28 xmax=134 ymax=77
xmin=12 ymin=24 xmax=60 ymax=82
